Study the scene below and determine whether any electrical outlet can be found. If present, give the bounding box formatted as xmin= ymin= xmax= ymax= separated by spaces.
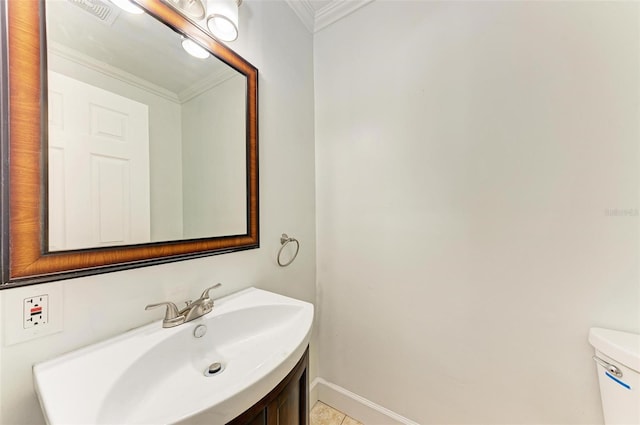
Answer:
xmin=24 ymin=295 xmax=49 ymax=328
xmin=3 ymin=283 xmax=64 ymax=346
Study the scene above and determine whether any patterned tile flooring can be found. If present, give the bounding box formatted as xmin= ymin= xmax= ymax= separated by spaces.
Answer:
xmin=310 ymin=401 xmax=364 ymax=425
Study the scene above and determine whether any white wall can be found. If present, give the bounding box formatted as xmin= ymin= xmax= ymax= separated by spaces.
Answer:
xmin=315 ymin=2 xmax=639 ymax=424
xmin=182 ymin=75 xmax=247 ymax=238
xmin=48 ymin=51 xmax=185 ymax=242
xmin=0 ymin=1 xmax=316 ymax=424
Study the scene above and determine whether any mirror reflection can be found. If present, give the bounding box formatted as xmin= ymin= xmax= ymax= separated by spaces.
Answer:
xmin=45 ymin=0 xmax=248 ymax=252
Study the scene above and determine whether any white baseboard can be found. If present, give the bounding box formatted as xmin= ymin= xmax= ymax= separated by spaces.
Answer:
xmin=309 ymin=378 xmax=419 ymax=425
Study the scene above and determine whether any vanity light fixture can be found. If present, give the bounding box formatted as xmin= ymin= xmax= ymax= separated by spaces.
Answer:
xmin=108 ymin=0 xmax=144 ymax=14
xmin=181 ymin=36 xmax=211 ymax=59
xmin=206 ymin=0 xmax=242 ymax=42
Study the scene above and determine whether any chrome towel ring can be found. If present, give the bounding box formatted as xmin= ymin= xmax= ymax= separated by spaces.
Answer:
xmin=277 ymin=234 xmax=299 ymax=267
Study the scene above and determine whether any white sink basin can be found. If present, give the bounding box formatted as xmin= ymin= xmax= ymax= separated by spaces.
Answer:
xmin=33 ymin=288 xmax=314 ymax=424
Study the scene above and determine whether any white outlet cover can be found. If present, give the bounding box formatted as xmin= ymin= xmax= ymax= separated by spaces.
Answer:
xmin=24 ymin=294 xmax=49 ymax=328
xmin=3 ymin=283 xmax=64 ymax=346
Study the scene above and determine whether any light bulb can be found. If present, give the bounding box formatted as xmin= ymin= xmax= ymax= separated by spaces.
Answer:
xmin=109 ymin=0 xmax=144 ymax=14
xmin=207 ymin=15 xmax=238 ymax=41
xmin=181 ymin=37 xmax=210 ymax=59
xmin=206 ymin=0 xmax=239 ymax=42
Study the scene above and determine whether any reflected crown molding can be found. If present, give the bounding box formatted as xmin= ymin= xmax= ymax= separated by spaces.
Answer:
xmin=177 ymin=67 xmax=238 ymax=103
xmin=49 ymin=42 xmax=180 ymax=103
xmin=49 ymin=42 xmax=237 ymax=105
xmin=284 ymin=0 xmax=374 ymax=33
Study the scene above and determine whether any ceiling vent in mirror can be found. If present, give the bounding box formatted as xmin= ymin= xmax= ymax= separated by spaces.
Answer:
xmin=66 ymin=0 xmax=120 ymax=25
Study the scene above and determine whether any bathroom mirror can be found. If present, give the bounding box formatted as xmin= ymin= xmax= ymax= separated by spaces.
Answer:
xmin=0 ymin=0 xmax=259 ymax=286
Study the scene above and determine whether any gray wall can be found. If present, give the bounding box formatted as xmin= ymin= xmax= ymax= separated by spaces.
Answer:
xmin=182 ymin=75 xmax=247 ymax=238
xmin=314 ymin=2 xmax=639 ymax=423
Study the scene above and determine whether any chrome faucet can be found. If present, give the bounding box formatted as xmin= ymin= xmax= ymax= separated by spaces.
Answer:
xmin=145 ymin=283 xmax=222 ymax=328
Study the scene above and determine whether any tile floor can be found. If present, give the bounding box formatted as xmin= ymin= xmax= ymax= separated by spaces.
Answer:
xmin=310 ymin=401 xmax=364 ymax=425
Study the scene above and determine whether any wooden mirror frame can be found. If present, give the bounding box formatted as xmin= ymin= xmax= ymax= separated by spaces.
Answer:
xmin=0 ymin=0 xmax=259 ymax=287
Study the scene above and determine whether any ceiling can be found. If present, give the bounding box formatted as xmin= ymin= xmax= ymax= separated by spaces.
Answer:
xmin=47 ymin=0 xmax=236 ymax=100
xmin=285 ymin=0 xmax=374 ymax=33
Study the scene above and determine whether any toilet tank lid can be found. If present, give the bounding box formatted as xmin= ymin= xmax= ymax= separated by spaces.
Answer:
xmin=589 ymin=327 xmax=640 ymax=373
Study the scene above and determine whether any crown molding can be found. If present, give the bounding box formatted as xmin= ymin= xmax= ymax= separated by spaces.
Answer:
xmin=178 ymin=68 xmax=239 ymax=103
xmin=314 ymin=0 xmax=374 ymax=32
xmin=48 ymin=42 xmax=180 ymax=103
xmin=285 ymin=0 xmax=374 ymax=33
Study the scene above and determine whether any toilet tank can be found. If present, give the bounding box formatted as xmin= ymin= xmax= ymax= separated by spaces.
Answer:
xmin=588 ymin=328 xmax=640 ymax=425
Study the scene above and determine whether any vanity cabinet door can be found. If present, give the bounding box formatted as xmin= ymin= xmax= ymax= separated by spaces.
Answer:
xmin=244 ymin=411 xmax=267 ymax=425
xmin=266 ymin=365 xmax=305 ymax=425
xmin=228 ymin=347 xmax=309 ymax=425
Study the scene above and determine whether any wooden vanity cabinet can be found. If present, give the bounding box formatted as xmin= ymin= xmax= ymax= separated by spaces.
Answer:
xmin=228 ymin=347 xmax=309 ymax=425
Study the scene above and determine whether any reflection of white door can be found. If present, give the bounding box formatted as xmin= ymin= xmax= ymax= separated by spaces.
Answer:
xmin=48 ymin=71 xmax=150 ymax=251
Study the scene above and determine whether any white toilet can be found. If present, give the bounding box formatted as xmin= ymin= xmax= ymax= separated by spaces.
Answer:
xmin=589 ymin=328 xmax=640 ymax=425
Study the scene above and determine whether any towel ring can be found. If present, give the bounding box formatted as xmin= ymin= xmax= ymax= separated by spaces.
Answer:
xmin=277 ymin=234 xmax=300 ymax=267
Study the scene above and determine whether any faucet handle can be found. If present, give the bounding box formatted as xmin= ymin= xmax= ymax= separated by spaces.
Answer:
xmin=200 ymin=283 xmax=222 ymax=300
xmin=145 ymin=301 xmax=184 ymax=327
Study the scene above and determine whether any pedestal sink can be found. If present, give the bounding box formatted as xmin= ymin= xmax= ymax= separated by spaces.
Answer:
xmin=33 ymin=288 xmax=314 ymax=424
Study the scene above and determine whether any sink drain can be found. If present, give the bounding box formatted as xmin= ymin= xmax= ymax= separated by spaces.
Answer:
xmin=204 ymin=362 xmax=224 ymax=377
